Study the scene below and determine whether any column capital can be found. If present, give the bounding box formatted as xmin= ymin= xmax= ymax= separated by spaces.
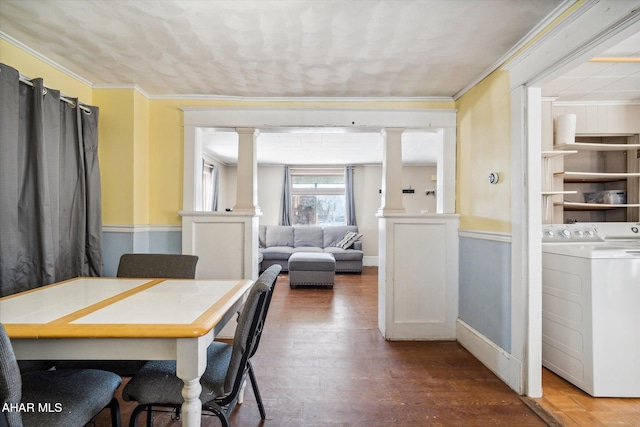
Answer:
xmin=381 ymin=128 xmax=405 ymax=137
xmin=235 ymin=127 xmax=258 ymax=136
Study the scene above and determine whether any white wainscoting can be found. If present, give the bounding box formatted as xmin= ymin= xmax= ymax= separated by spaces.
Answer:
xmin=180 ymin=211 xmax=260 ymax=281
xmin=378 ymin=214 xmax=459 ymax=340
xmin=457 ymin=229 xmax=522 ymax=393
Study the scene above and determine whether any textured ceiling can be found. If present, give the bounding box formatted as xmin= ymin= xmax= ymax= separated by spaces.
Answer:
xmin=0 ymin=0 xmax=563 ymax=98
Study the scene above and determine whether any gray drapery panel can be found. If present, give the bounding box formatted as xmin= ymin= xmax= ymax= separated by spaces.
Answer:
xmin=279 ymin=165 xmax=292 ymax=226
xmin=345 ymin=165 xmax=357 ymax=226
xmin=212 ymin=165 xmax=219 ymax=212
xmin=0 ymin=63 xmax=103 ymax=297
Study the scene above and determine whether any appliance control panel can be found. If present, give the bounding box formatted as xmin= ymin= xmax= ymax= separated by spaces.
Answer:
xmin=542 ymin=224 xmax=605 ymax=243
xmin=591 ymin=222 xmax=640 ymax=240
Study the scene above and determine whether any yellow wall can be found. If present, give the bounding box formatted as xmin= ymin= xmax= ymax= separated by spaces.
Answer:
xmin=456 ymin=70 xmax=512 ymax=233
xmin=133 ymin=90 xmax=150 ymax=224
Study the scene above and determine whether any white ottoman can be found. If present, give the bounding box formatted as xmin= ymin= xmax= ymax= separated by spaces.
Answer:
xmin=288 ymin=252 xmax=335 ymax=288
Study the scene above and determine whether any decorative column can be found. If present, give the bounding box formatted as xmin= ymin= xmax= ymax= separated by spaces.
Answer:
xmin=233 ymin=128 xmax=261 ymax=214
xmin=379 ymin=128 xmax=405 ymax=214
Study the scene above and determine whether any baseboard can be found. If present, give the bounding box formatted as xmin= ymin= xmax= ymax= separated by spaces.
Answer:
xmin=456 ymin=319 xmax=513 ymax=386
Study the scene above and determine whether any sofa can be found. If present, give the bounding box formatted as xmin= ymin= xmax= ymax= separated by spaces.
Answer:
xmin=259 ymin=225 xmax=363 ymax=273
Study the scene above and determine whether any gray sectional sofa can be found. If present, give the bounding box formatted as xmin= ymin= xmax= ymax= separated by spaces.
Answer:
xmin=259 ymin=225 xmax=363 ymax=273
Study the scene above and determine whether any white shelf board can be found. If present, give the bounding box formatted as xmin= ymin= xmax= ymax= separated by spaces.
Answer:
xmin=541 ymin=150 xmax=577 ymax=158
xmin=555 ymin=142 xmax=640 ymax=151
xmin=541 ymin=191 xmax=577 ymax=196
xmin=555 ymin=171 xmax=640 ymax=180
xmin=557 ymin=202 xmax=640 ymax=210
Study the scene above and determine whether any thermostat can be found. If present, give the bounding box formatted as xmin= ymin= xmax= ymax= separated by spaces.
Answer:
xmin=488 ymin=172 xmax=499 ymax=184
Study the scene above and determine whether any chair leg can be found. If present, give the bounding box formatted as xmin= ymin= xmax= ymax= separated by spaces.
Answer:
xmin=146 ymin=406 xmax=153 ymax=427
xmin=129 ymin=405 xmax=148 ymax=427
xmin=248 ymin=361 xmax=266 ymax=420
xmin=218 ymin=412 xmax=231 ymax=427
xmin=238 ymin=378 xmax=247 ymax=404
xmin=107 ymin=398 xmax=122 ymax=427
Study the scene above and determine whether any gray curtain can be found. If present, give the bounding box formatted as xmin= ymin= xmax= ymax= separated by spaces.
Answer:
xmin=279 ymin=165 xmax=292 ymax=226
xmin=0 ymin=63 xmax=103 ymax=297
xmin=345 ymin=165 xmax=357 ymax=226
xmin=211 ymin=164 xmax=219 ymax=211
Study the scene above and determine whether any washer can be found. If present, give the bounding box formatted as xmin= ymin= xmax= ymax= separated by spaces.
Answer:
xmin=542 ymin=222 xmax=640 ymax=397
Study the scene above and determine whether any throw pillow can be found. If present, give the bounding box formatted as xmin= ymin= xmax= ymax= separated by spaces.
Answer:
xmin=335 ymin=231 xmax=362 ymax=249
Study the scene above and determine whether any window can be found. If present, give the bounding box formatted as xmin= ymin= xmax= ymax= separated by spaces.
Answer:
xmin=291 ymin=168 xmax=345 ymax=226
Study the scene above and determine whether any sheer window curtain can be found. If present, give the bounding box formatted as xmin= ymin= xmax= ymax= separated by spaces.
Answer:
xmin=279 ymin=165 xmax=292 ymax=226
xmin=345 ymin=165 xmax=357 ymax=226
xmin=0 ymin=63 xmax=103 ymax=297
xmin=202 ymin=162 xmax=219 ymax=211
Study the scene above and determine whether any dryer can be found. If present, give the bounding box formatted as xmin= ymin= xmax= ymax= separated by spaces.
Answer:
xmin=542 ymin=223 xmax=640 ymax=397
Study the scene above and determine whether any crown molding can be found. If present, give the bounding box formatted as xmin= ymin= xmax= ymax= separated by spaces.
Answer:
xmin=92 ymin=83 xmax=150 ymax=98
xmin=151 ymin=94 xmax=454 ymax=102
xmin=1 ymin=31 xmax=94 ymax=87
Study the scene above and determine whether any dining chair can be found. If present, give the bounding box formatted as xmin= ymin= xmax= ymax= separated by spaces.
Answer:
xmin=115 ymin=253 xmax=199 ymax=279
xmin=55 ymin=253 xmax=200 ymax=377
xmin=0 ymin=323 xmax=122 ymax=427
xmin=122 ymin=265 xmax=281 ymax=427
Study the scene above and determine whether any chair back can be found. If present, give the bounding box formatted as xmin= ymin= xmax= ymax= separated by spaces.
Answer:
xmin=247 ymin=265 xmax=281 ymax=359
xmin=223 ymin=280 xmax=270 ymax=395
xmin=0 ymin=323 xmax=23 ymax=427
xmin=116 ymin=253 xmax=199 ymax=279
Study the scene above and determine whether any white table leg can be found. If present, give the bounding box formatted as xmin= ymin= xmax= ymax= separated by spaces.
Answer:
xmin=238 ymin=379 xmax=247 ymax=404
xmin=177 ymin=336 xmax=210 ymax=427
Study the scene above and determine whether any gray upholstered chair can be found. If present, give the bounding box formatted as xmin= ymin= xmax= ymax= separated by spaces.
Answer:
xmin=0 ymin=323 xmax=122 ymax=427
xmin=116 ymin=253 xmax=199 ymax=279
xmin=122 ymin=265 xmax=281 ymax=427
xmin=56 ymin=253 xmax=200 ymax=377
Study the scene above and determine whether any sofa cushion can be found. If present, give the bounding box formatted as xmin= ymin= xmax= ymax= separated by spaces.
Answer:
xmin=266 ymin=226 xmax=294 ymax=247
xmin=260 ymin=246 xmax=294 ymax=260
xmin=323 ymin=226 xmax=359 ymax=248
xmin=324 ymin=247 xmax=364 ymax=261
xmin=259 ymin=225 xmax=267 ymax=248
xmin=294 ymin=227 xmax=323 ymax=247
xmin=292 ymin=247 xmax=323 ymax=254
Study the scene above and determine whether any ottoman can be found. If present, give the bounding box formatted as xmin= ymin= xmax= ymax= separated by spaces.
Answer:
xmin=288 ymin=252 xmax=336 ymax=288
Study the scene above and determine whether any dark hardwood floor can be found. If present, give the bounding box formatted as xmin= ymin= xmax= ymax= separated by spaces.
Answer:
xmin=95 ymin=267 xmax=549 ymax=426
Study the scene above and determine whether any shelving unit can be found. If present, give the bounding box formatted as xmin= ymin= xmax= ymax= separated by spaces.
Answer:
xmin=551 ymin=135 xmax=640 ymax=223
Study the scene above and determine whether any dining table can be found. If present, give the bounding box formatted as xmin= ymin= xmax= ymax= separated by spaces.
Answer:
xmin=0 ymin=276 xmax=253 ymax=427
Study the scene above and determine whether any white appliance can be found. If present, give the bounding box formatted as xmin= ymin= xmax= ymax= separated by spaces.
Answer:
xmin=542 ymin=222 xmax=640 ymax=397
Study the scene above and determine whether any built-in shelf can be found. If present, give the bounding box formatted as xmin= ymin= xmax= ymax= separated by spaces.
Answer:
xmin=555 ymin=171 xmax=640 ymax=182
xmin=542 ymin=191 xmax=577 ymax=196
xmin=542 ymin=151 xmax=578 ymax=186
xmin=542 ymin=191 xmax=578 ymax=222
xmin=541 ymin=150 xmax=578 ymax=158
xmin=555 ymin=142 xmax=640 ymax=151
xmin=543 ymin=128 xmax=640 ymax=223
xmin=558 ymin=201 xmax=640 ymax=210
